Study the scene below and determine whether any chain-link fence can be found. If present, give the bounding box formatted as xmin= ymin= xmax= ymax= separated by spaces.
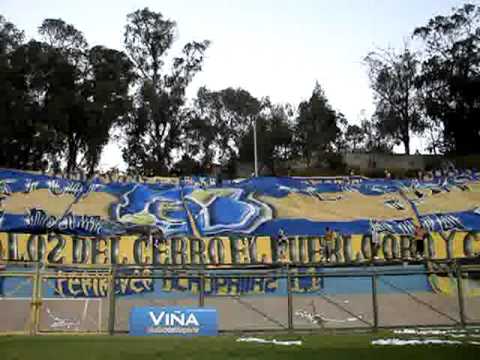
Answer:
xmin=38 ymin=269 xmax=110 ymax=333
xmin=0 ymin=265 xmax=35 ymax=333
xmin=0 ymin=261 xmax=479 ymax=334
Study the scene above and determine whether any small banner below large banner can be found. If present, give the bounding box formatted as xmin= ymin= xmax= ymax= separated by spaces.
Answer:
xmin=129 ymin=307 xmax=218 ymax=336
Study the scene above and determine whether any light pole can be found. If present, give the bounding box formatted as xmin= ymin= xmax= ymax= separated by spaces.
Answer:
xmin=253 ymin=116 xmax=258 ymax=177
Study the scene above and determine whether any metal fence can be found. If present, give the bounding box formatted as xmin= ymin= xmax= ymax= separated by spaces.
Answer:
xmin=0 ymin=261 xmax=479 ymax=335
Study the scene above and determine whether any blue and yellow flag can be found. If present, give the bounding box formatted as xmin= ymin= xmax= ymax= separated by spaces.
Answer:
xmin=0 ymin=169 xmax=479 ymax=237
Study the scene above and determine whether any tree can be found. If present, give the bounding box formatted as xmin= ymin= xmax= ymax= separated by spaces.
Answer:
xmin=9 ymin=40 xmax=67 ymax=170
xmin=413 ymin=3 xmax=480 ymax=155
xmin=345 ymin=124 xmax=365 ymax=152
xmin=424 ymin=122 xmax=447 ymax=155
xmin=38 ymin=18 xmax=89 ymax=175
xmin=295 ymin=83 xmax=341 ymax=165
xmin=186 ymin=88 xmax=295 ymax=175
xmin=361 ymin=117 xmax=395 ymax=153
xmin=0 ymin=17 xmax=59 ymax=171
xmin=38 ymin=18 xmax=88 ymax=66
xmin=333 ymin=112 xmax=349 ymax=153
xmin=185 ymin=87 xmax=262 ymax=168
xmin=172 ymin=154 xmax=202 ymax=176
xmin=0 ymin=14 xmax=23 ymax=52
xmin=365 ymin=46 xmax=426 ymax=154
xmin=37 ymin=19 xmax=134 ymax=176
xmin=238 ymin=102 xmax=294 ymax=174
xmin=0 ymin=16 xmax=134 ymax=175
xmin=82 ymin=46 xmax=135 ymax=175
xmin=265 ymin=103 xmax=295 ymax=162
xmin=122 ymin=8 xmax=209 ymax=176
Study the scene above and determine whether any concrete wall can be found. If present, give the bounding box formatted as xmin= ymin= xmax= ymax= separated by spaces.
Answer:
xmin=343 ymin=153 xmax=480 ymax=173
xmin=342 ymin=153 xmax=443 ymax=172
xmin=235 ymin=153 xmax=480 ymax=178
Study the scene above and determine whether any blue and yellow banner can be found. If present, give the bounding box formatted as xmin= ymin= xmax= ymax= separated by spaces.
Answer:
xmin=1 ymin=169 xmax=480 ymax=237
xmin=0 ymin=231 xmax=478 ymax=266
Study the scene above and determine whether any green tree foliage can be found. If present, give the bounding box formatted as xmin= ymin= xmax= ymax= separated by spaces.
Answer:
xmin=3 ymin=4 xmax=480 ymax=177
xmin=172 ymin=154 xmax=203 ymax=176
xmin=0 ymin=14 xmax=23 ymax=52
xmin=82 ymin=46 xmax=135 ymax=175
xmin=37 ymin=18 xmax=88 ymax=174
xmin=184 ymin=88 xmax=295 ymax=175
xmin=238 ymin=102 xmax=294 ymax=174
xmin=0 ymin=16 xmax=134 ymax=175
xmin=361 ymin=117 xmax=395 ymax=153
xmin=344 ymin=124 xmax=365 ymax=152
xmin=0 ymin=17 xmax=57 ymax=170
xmin=365 ymin=47 xmax=426 ymax=154
xmin=332 ymin=112 xmax=349 ymax=153
xmin=122 ymin=8 xmax=209 ymax=176
xmin=413 ymin=3 xmax=480 ymax=155
xmin=185 ymin=87 xmax=262 ymax=167
xmin=295 ymin=83 xmax=341 ymax=165
xmin=38 ymin=19 xmax=135 ymax=176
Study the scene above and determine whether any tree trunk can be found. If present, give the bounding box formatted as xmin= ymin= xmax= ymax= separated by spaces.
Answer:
xmin=86 ymin=159 xmax=96 ymax=179
xmin=66 ymin=137 xmax=78 ymax=176
xmin=305 ymin=149 xmax=311 ymax=168
xmin=403 ymin=132 xmax=410 ymax=155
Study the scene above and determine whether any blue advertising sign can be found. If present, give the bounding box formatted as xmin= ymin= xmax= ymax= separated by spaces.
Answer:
xmin=129 ymin=306 xmax=218 ymax=336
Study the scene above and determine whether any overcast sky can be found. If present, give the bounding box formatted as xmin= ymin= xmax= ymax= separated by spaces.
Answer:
xmin=1 ymin=0 xmax=472 ymax=170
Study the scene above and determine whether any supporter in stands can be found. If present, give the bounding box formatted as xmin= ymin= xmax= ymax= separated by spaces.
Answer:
xmin=423 ymin=171 xmax=434 ymax=182
xmin=371 ymin=228 xmax=381 ymax=260
xmin=152 ymin=229 xmax=166 ymax=251
xmin=417 ymin=170 xmax=423 ymax=181
xmin=216 ymin=172 xmax=223 ymax=187
xmin=0 ymin=193 xmax=5 ymax=211
xmin=40 ymin=160 xmax=48 ymax=175
xmin=324 ymin=227 xmax=335 ymax=263
xmin=413 ymin=225 xmax=426 ymax=259
xmin=277 ymin=229 xmax=289 ymax=261
xmin=333 ymin=228 xmax=340 ymax=259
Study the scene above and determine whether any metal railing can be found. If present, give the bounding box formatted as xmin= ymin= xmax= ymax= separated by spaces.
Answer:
xmin=0 ymin=260 xmax=479 ymax=335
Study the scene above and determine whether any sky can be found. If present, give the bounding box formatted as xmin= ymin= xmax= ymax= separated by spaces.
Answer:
xmin=1 ymin=0 xmax=474 ymax=170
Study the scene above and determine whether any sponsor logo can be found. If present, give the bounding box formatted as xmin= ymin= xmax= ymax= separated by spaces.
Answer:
xmin=129 ymin=307 xmax=217 ymax=336
xmin=148 ymin=310 xmax=200 ymax=334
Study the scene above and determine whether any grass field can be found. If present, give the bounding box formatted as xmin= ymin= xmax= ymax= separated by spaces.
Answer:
xmin=0 ymin=333 xmax=479 ymax=360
